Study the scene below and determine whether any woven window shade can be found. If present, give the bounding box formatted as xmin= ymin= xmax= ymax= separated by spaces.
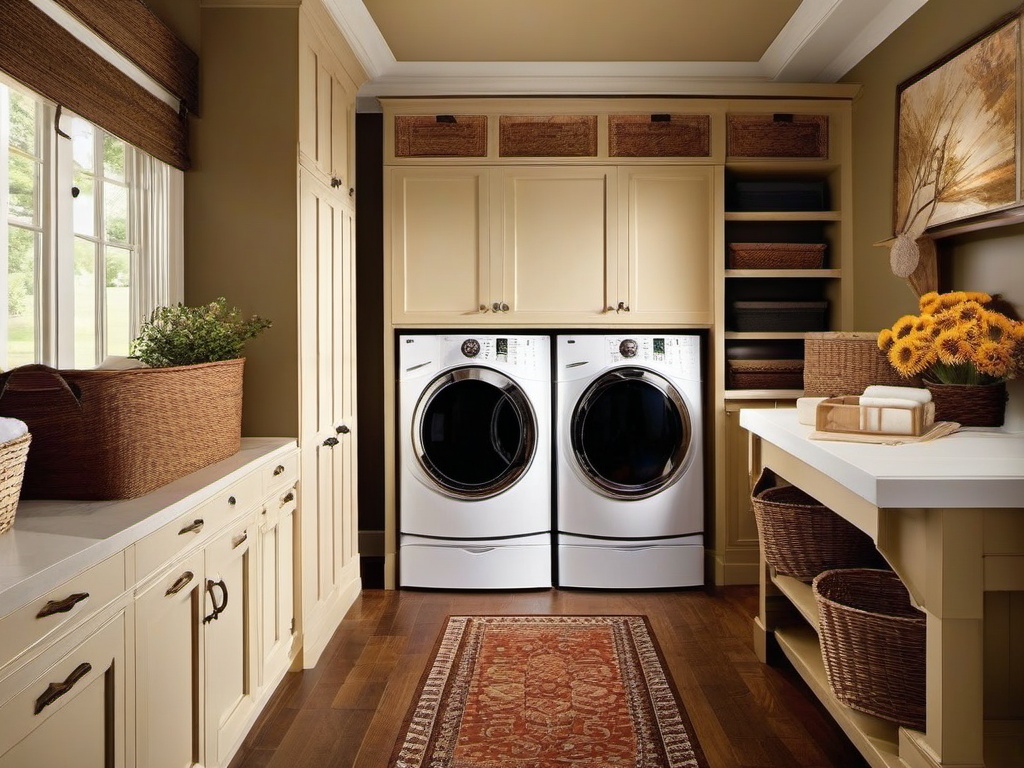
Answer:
xmin=0 ymin=0 xmax=190 ymax=170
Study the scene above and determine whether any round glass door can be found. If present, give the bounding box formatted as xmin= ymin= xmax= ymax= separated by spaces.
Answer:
xmin=413 ymin=367 xmax=537 ymax=499
xmin=570 ymin=368 xmax=693 ymax=499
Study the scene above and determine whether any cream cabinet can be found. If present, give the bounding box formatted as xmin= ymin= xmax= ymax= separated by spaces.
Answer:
xmin=258 ymin=482 xmax=297 ymax=684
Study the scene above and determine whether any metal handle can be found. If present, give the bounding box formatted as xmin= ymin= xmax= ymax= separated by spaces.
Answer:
xmin=323 ymin=436 xmax=339 ymax=447
xmin=178 ymin=519 xmax=204 ymax=535
xmin=281 ymin=491 xmax=295 ymax=505
xmin=36 ymin=592 xmax=89 ymax=619
xmin=479 ymin=304 xmax=489 ymax=313
xmin=203 ymin=579 xmax=228 ymax=623
xmin=349 ymin=187 xmax=354 ymax=197
xmin=34 ymin=663 xmax=92 ymax=715
xmin=336 ymin=424 xmax=350 ymax=434
xmin=492 ymin=301 xmax=501 ymax=312
xmin=616 ymin=301 xmax=630 ymax=313
xmin=166 ymin=571 xmax=194 ymax=596
xmin=330 ymin=176 xmax=342 ymax=188
xmin=273 ymin=464 xmax=285 ymax=476
xmin=232 ymin=532 xmax=248 ymax=549
xmin=500 ymin=302 xmax=509 ymax=312
xmin=227 ymin=495 xmax=236 ymax=506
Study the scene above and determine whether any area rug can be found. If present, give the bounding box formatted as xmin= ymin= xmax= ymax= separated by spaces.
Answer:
xmin=391 ymin=615 xmax=708 ymax=767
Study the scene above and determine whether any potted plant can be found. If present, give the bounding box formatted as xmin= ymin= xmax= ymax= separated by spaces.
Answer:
xmin=877 ymin=291 xmax=1023 ymax=426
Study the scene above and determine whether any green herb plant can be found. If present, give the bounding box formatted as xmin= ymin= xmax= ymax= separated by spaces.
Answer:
xmin=129 ymin=298 xmax=272 ymax=367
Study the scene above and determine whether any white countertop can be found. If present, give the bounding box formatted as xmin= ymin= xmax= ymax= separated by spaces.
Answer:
xmin=740 ymin=409 xmax=1024 ymax=509
xmin=0 ymin=437 xmax=296 ymax=617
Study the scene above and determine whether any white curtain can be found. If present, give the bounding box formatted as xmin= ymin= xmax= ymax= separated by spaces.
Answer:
xmin=129 ymin=151 xmax=184 ymax=337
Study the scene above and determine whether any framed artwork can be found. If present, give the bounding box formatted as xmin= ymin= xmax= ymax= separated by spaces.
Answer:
xmin=894 ymin=11 xmax=1020 ymax=239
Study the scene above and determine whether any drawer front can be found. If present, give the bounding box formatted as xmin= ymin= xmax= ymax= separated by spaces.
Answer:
xmin=260 ymin=482 xmax=297 ymax=528
xmin=0 ymin=553 xmax=125 ymax=672
xmin=261 ymin=450 xmax=299 ymax=496
xmin=136 ymin=472 xmax=262 ymax=580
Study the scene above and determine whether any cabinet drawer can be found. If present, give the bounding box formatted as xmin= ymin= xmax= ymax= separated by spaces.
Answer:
xmin=726 ymin=113 xmax=829 ymax=159
xmin=136 ymin=473 xmax=261 ymax=580
xmin=0 ymin=553 xmax=125 ymax=672
xmin=261 ymin=451 xmax=299 ymax=496
xmin=260 ymin=482 xmax=297 ymax=528
xmin=394 ymin=114 xmax=488 ymax=158
xmin=498 ymin=115 xmax=598 ymax=157
xmin=608 ymin=114 xmax=711 ymax=157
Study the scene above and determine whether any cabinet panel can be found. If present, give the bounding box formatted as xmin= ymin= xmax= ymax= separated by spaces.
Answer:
xmin=260 ymin=495 xmax=296 ymax=682
xmin=502 ymin=167 xmax=613 ymax=317
xmin=390 ymin=167 xmax=491 ymax=320
xmin=622 ymin=166 xmax=714 ymax=323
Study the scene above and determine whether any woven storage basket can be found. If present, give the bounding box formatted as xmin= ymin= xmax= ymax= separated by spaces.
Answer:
xmin=0 ymin=359 xmax=244 ymax=500
xmin=803 ymin=332 xmax=918 ymax=397
xmin=924 ymin=379 xmax=1007 ymax=427
xmin=0 ymin=432 xmax=31 ymax=534
xmin=727 ymin=359 xmax=804 ymax=390
xmin=732 ymin=301 xmax=828 ymax=332
xmin=727 ymin=242 xmax=826 ymax=270
xmin=813 ymin=569 xmax=926 ymax=730
xmin=751 ymin=469 xmax=885 ymax=582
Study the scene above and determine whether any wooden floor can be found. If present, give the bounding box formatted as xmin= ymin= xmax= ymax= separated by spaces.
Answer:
xmin=230 ymin=587 xmax=868 ymax=768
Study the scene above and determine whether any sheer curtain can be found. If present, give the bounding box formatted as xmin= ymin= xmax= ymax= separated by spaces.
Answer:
xmin=129 ymin=150 xmax=183 ymax=337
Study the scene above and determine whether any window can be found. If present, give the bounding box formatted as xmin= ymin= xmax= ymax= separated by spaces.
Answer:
xmin=1 ymin=76 xmax=181 ymax=371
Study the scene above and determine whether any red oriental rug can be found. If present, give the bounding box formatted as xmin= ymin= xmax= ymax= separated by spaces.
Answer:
xmin=391 ymin=615 xmax=708 ymax=768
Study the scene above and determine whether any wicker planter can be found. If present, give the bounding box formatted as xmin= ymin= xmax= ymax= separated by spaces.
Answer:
xmin=803 ymin=332 xmax=917 ymax=397
xmin=0 ymin=433 xmax=31 ymax=534
xmin=924 ymin=379 xmax=1007 ymax=427
xmin=813 ymin=569 xmax=926 ymax=730
xmin=0 ymin=359 xmax=244 ymax=500
xmin=751 ymin=469 xmax=885 ymax=582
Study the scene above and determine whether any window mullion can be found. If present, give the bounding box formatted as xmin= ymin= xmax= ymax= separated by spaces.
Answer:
xmin=52 ymin=107 xmax=74 ymax=368
xmin=0 ymin=86 xmax=10 ymax=367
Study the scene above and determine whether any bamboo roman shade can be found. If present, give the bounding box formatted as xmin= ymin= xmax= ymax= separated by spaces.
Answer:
xmin=0 ymin=0 xmax=195 ymax=170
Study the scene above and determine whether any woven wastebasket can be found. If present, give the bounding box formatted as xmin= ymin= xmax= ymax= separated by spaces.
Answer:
xmin=813 ymin=568 xmax=926 ymax=730
xmin=751 ymin=469 xmax=885 ymax=582
xmin=0 ymin=432 xmax=31 ymax=534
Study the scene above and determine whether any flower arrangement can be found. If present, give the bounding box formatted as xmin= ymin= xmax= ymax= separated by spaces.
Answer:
xmin=877 ymin=291 xmax=1024 ymax=385
xmin=130 ymin=297 xmax=272 ymax=367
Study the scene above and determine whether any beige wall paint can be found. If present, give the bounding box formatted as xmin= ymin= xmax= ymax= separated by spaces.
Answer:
xmin=144 ymin=0 xmax=201 ymax=53
xmin=843 ymin=0 xmax=1024 ymax=428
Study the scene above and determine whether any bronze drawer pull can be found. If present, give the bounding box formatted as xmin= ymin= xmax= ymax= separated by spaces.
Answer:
xmin=281 ymin=491 xmax=295 ymax=506
xmin=273 ymin=464 xmax=285 ymax=476
xmin=36 ymin=592 xmax=89 ymax=619
xmin=166 ymin=571 xmax=194 ymax=596
xmin=232 ymin=532 xmax=248 ymax=549
xmin=178 ymin=519 xmax=204 ymax=535
xmin=35 ymin=662 xmax=92 ymax=714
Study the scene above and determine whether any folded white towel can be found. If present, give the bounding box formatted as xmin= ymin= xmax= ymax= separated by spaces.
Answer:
xmin=95 ymin=355 xmax=149 ymax=370
xmin=0 ymin=417 xmax=28 ymax=444
xmin=862 ymin=384 xmax=932 ymax=404
xmin=858 ymin=396 xmax=920 ymax=434
xmin=796 ymin=396 xmax=827 ymax=426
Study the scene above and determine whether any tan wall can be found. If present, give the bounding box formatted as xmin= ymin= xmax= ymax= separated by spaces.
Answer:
xmin=186 ymin=8 xmax=301 ymax=437
xmin=843 ymin=0 xmax=1024 ymax=429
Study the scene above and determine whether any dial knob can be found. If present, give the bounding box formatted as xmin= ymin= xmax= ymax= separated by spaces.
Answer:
xmin=619 ymin=339 xmax=639 ymax=358
xmin=461 ymin=339 xmax=481 ymax=358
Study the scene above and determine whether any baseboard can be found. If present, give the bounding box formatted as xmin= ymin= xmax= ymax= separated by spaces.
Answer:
xmin=710 ymin=551 xmax=759 ymax=586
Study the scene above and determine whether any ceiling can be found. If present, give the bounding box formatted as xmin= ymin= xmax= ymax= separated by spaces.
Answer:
xmin=325 ymin=0 xmax=929 ymax=99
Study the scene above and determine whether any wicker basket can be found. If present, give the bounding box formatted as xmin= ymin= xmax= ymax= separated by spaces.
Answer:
xmin=751 ymin=469 xmax=885 ymax=582
xmin=803 ymin=332 xmax=918 ymax=397
xmin=813 ymin=569 xmax=926 ymax=730
xmin=727 ymin=359 xmax=804 ymax=390
xmin=0 ymin=359 xmax=244 ymax=500
xmin=732 ymin=301 xmax=828 ymax=332
xmin=0 ymin=432 xmax=31 ymax=534
xmin=924 ymin=379 xmax=1007 ymax=427
xmin=727 ymin=242 xmax=826 ymax=270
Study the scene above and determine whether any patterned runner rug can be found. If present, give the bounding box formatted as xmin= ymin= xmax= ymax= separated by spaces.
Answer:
xmin=391 ymin=615 xmax=708 ymax=767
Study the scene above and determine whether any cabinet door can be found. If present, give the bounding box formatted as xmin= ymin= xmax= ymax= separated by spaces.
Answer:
xmin=389 ymin=167 xmax=495 ymax=322
xmin=619 ymin=166 xmax=715 ymax=324
xmin=0 ymin=613 xmax=126 ymax=768
xmin=136 ymin=552 xmax=205 ymax=768
xmin=501 ymin=166 xmax=615 ymax=320
xmin=204 ymin=520 xmax=257 ymax=767
xmin=259 ymin=489 xmax=296 ymax=684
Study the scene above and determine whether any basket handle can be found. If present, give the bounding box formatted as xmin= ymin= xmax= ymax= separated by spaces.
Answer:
xmin=0 ymin=365 xmax=82 ymax=409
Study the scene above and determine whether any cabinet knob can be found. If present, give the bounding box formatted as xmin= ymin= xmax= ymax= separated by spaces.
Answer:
xmin=349 ymin=187 xmax=355 ymax=197
xmin=336 ymin=424 xmax=350 ymax=434
xmin=227 ymin=495 xmax=236 ymax=506
xmin=273 ymin=464 xmax=285 ymax=476
xmin=330 ymin=176 xmax=343 ymax=188
xmin=492 ymin=302 xmax=501 ymax=312
xmin=616 ymin=301 xmax=631 ymax=313
xmin=281 ymin=490 xmax=295 ymax=505
xmin=479 ymin=304 xmax=489 ymax=313
xmin=500 ymin=302 xmax=509 ymax=312
xmin=323 ymin=436 xmax=339 ymax=447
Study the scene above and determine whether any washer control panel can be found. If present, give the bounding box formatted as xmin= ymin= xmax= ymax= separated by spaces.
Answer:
xmin=606 ymin=335 xmax=698 ymax=366
xmin=444 ymin=335 xmax=545 ymax=370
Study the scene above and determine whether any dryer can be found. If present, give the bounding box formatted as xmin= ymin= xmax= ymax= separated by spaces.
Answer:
xmin=556 ymin=334 xmax=704 ymax=588
xmin=398 ymin=334 xmax=551 ymax=589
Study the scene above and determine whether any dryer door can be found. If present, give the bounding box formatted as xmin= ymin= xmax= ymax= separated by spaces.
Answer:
xmin=413 ymin=366 xmax=537 ymax=499
xmin=570 ymin=367 xmax=693 ymax=499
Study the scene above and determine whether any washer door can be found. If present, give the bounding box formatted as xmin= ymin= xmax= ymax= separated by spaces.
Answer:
xmin=413 ymin=367 xmax=537 ymax=499
xmin=570 ymin=367 xmax=693 ymax=499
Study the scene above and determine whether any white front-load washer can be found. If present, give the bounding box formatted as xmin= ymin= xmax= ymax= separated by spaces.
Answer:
xmin=398 ymin=334 xmax=551 ymax=589
xmin=556 ymin=334 xmax=704 ymax=588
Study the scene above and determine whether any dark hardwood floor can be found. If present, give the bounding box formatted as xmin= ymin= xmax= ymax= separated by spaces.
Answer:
xmin=229 ymin=586 xmax=868 ymax=768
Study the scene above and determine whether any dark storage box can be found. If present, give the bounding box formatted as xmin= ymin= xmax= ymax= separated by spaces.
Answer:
xmin=732 ymin=300 xmax=828 ymax=332
xmin=729 ymin=180 xmax=827 ymax=211
xmin=727 ymin=242 xmax=826 ymax=269
xmin=727 ymin=359 xmax=805 ymax=390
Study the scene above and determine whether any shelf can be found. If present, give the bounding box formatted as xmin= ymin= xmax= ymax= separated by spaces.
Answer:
xmin=724 ymin=211 xmax=841 ymax=222
xmin=724 ymin=389 xmax=803 ymax=401
xmin=724 ymin=160 xmax=841 ymax=173
xmin=773 ymin=625 xmax=903 ymax=768
xmin=771 ymin=573 xmax=819 ymax=631
xmin=724 ymin=331 xmax=810 ymax=340
xmin=724 ymin=269 xmax=841 ymax=279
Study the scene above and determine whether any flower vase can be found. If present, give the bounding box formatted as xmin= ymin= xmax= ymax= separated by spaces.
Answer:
xmin=923 ymin=379 xmax=1008 ymax=427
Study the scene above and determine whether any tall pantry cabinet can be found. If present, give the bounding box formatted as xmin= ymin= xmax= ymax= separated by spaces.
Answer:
xmin=187 ymin=0 xmax=364 ymax=668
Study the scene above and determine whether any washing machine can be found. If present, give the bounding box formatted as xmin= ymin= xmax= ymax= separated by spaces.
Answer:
xmin=556 ymin=334 xmax=704 ymax=588
xmin=398 ymin=334 xmax=551 ymax=589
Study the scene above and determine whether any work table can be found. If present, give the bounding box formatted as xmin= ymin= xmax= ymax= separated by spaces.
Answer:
xmin=741 ymin=408 xmax=1024 ymax=768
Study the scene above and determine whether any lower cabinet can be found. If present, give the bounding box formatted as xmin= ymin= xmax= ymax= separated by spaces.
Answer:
xmin=259 ymin=487 xmax=297 ymax=684
xmin=0 ymin=612 xmax=127 ymax=768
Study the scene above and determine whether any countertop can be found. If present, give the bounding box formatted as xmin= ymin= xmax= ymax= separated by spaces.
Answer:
xmin=0 ymin=437 xmax=296 ymax=617
xmin=740 ymin=409 xmax=1024 ymax=509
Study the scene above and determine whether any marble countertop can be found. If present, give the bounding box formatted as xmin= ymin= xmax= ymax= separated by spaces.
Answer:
xmin=740 ymin=409 xmax=1024 ymax=509
xmin=0 ymin=437 xmax=297 ymax=617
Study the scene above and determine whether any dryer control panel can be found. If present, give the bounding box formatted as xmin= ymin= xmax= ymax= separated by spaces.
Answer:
xmin=605 ymin=335 xmax=699 ymax=368
xmin=443 ymin=335 xmax=544 ymax=369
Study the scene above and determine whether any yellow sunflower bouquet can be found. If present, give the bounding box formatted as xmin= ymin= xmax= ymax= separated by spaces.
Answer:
xmin=877 ymin=291 xmax=1024 ymax=385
